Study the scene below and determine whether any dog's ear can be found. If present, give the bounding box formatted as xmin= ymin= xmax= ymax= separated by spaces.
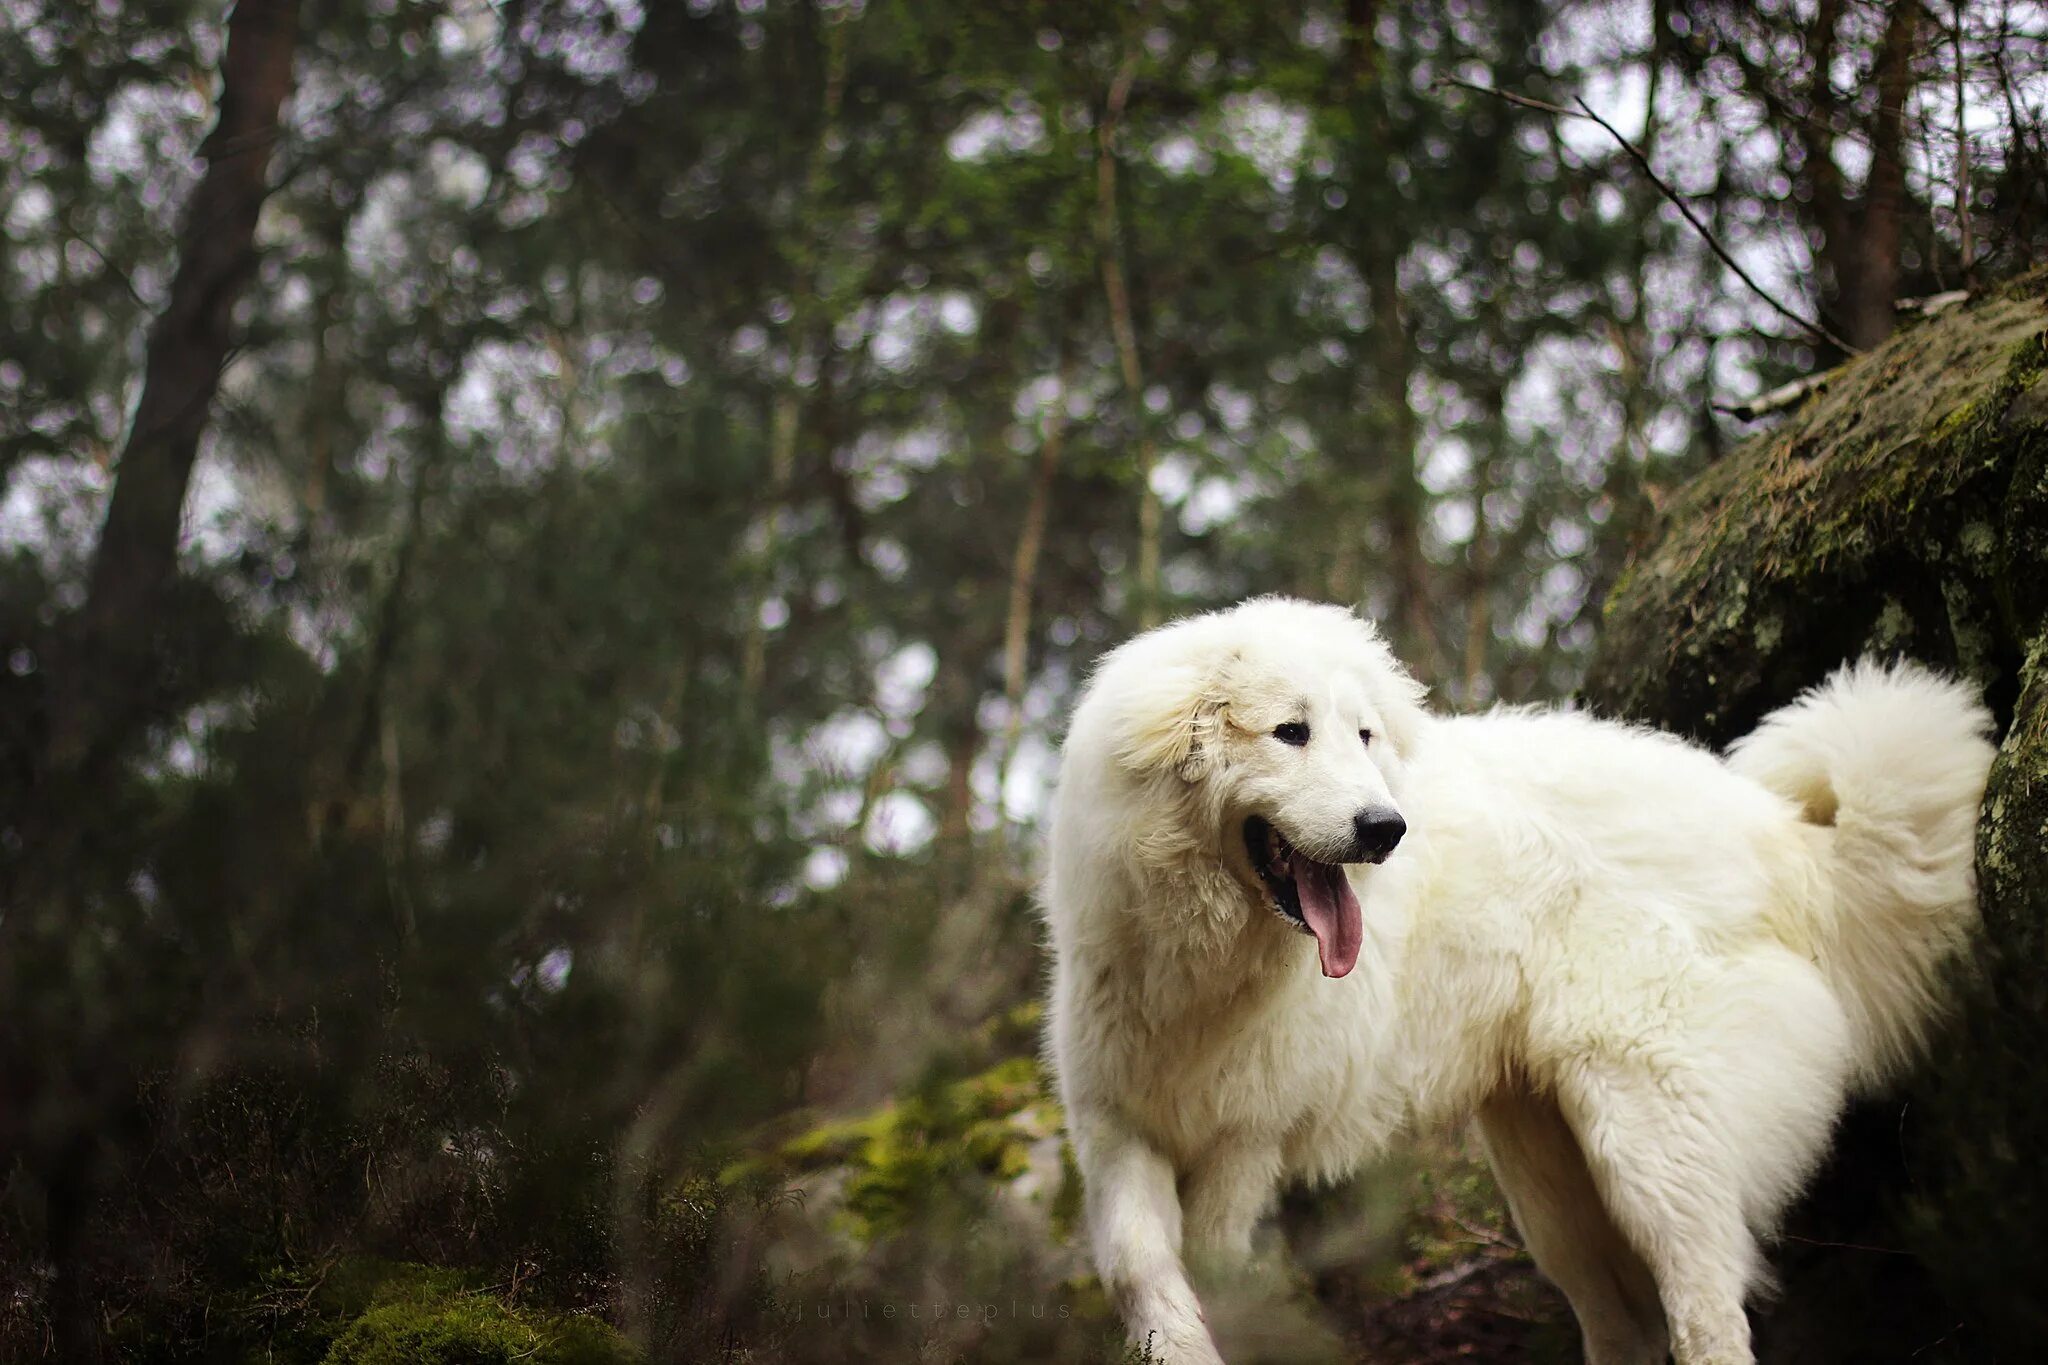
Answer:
xmin=1366 ymin=664 xmax=1429 ymax=758
xmin=1348 ymin=621 xmax=1430 ymax=757
xmin=1110 ymin=660 xmax=1228 ymax=782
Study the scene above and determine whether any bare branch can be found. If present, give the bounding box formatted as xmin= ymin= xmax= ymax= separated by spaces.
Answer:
xmin=1436 ymin=76 xmax=1859 ymax=356
xmin=1954 ymin=0 xmax=1977 ymax=288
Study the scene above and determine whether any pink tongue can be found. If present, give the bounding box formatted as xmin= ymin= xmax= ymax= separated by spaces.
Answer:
xmin=1292 ymin=851 xmax=1363 ymax=978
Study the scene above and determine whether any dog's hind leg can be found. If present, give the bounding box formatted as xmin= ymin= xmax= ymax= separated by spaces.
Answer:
xmin=1551 ymin=951 xmax=1853 ymax=1365
xmin=1479 ymin=1088 xmax=1669 ymax=1365
xmin=1554 ymin=1050 xmax=1778 ymax=1365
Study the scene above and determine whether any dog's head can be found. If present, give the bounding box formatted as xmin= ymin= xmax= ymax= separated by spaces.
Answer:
xmin=1081 ymin=597 xmax=1427 ymax=977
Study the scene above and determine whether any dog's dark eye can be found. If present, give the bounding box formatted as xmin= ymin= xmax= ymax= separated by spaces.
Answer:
xmin=1273 ymin=722 xmax=1310 ymax=747
xmin=1359 ymin=728 xmax=1373 ymax=747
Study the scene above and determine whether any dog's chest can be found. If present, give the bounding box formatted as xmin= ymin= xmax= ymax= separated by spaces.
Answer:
xmin=1104 ymin=982 xmax=1338 ymax=1158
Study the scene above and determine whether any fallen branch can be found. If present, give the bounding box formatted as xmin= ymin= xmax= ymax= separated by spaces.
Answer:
xmin=1410 ymin=1248 xmax=1521 ymax=1297
xmin=1711 ymin=370 xmax=1835 ymax=422
xmin=1895 ymin=289 xmax=1971 ymax=318
xmin=1780 ymin=1231 xmax=1916 ymax=1257
xmin=1437 ymin=76 xmax=1858 ymax=357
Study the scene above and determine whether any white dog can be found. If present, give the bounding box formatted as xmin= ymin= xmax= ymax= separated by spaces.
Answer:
xmin=1042 ymin=597 xmax=1993 ymax=1365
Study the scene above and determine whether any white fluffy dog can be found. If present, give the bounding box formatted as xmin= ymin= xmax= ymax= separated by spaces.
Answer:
xmin=1042 ymin=597 xmax=1994 ymax=1365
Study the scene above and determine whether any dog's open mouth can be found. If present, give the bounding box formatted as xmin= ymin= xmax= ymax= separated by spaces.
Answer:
xmin=1243 ymin=816 xmax=1365 ymax=980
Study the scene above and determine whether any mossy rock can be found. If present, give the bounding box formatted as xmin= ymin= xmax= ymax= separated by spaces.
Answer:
xmin=1584 ymin=274 xmax=2048 ymax=1360
xmin=834 ymin=1057 xmax=1059 ymax=1240
xmin=310 ymin=1257 xmax=475 ymax=1321
xmin=320 ymin=1291 xmax=636 ymax=1365
xmin=737 ymin=1053 xmax=1068 ymax=1243
xmin=776 ymin=1107 xmax=897 ymax=1169
xmin=1586 ymin=283 xmax=2048 ymax=741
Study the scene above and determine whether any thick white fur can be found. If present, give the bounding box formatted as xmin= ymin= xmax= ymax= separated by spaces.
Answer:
xmin=1042 ymin=598 xmax=1995 ymax=1365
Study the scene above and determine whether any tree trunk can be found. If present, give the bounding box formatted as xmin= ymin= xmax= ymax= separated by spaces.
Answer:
xmin=1341 ymin=0 xmax=1433 ymax=670
xmin=1792 ymin=0 xmax=1924 ymax=354
xmin=1798 ymin=0 xmax=1855 ymax=348
xmin=1095 ymin=50 xmax=1161 ymax=629
xmin=743 ymin=13 xmax=846 ymax=704
xmin=993 ymin=353 xmax=1072 ymax=845
xmin=48 ymin=0 xmax=302 ymax=774
xmin=1366 ymin=250 xmax=1433 ymax=668
xmin=1583 ymin=275 xmax=2048 ymax=1360
xmin=1847 ymin=0 xmax=1924 ymax=349
xmin=931 ymin=642 xmax=984 ymax=883
xmin=1461 ymin=431 xmax=1494 ymax=703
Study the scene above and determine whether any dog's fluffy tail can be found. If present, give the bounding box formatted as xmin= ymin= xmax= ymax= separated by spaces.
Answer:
xmin=1728 ymin=660 xmax=1996 ymax=1090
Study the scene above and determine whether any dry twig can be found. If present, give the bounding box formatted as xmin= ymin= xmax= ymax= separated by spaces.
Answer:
xmin=1711 ymin=371 xmax=1835 ymax=422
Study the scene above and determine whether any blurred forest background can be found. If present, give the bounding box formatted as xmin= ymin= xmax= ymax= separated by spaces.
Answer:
xmin=4 ymin=0 xmax=2047 ymax=1360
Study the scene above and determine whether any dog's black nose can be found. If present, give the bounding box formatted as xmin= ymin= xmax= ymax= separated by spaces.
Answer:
xmin=1353 ymin=809 xmax=1406 ymax=862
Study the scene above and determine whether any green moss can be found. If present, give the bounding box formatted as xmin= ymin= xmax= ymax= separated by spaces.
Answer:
xmin=1929 ymin=396 xmax=1986 ymax=445
xmin=744 ymin=1054 xmax=1059 ymax=1242
xmin=977 ymin=997 xmax=1046 ymax=1054
xmin=1871 ymin=597 xmax=1914 ymax=648
xmin=314 ymin=1258 xmax=476 ymax=1319
xmin=321 ymin=1299 xmax=537 ymax=1365
xmin=320 ymin=1299 xmax=635 ymax=1365
xmin=962 ymin=1116 xmax=1032 ymax=1177
xmin=238 ymin=1256 xmax=639 ymax=1365
xmin=779 ymin=1106 xmax=897 ymax=1167
xmin=954 ymin=1055 xmax=1045 ymax=1118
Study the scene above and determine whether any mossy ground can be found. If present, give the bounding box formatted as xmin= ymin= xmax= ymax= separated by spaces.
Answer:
xmin=208 ymin=1256 xmax=639 ymax=1365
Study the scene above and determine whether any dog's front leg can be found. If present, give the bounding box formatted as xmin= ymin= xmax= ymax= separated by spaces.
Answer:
xmin=1181 ymin=1134 xmax=1284 ymax=1260
xmin=1073 ymin=1108 xmax=1224 ymax=1365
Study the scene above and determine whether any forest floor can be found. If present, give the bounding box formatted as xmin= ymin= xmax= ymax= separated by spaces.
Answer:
xmin=1303 ymin=1132 xmax=1579 ymax=1364
xmin=1328 ymin=1250 xmax=1574 ymax=1363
